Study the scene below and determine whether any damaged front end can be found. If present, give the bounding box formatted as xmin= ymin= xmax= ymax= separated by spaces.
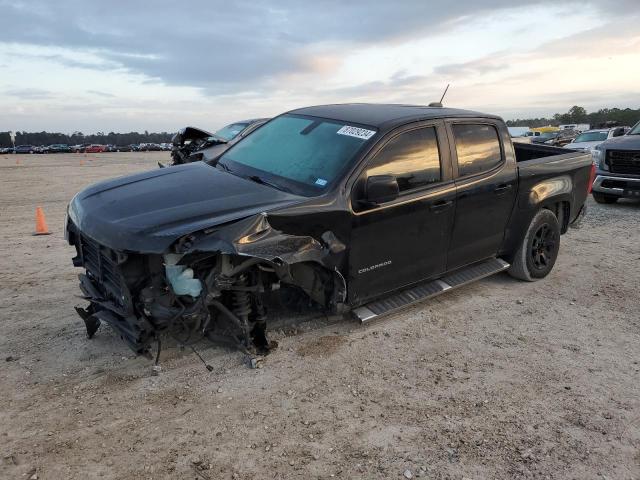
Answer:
xmin=170 ymin=126 xmax=226 ymax=166
xmin=67 ymin=213 xmax=347 ymax=357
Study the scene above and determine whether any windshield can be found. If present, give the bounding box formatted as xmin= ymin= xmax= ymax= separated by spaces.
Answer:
xmin=218 ymin=114 xmax=376 ymax=196
xmin=574 ymin=131 xmax=608 ymax=143
xmin=629 ymin=122 xmax=640 ymax=135
xmin=212 ymin=122 xmax=250 ymax=142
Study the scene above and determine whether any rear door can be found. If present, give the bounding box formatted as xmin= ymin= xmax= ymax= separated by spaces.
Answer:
xmin=348 ymin=121 xmax=455 ymax=304
xmin=446 ymin=121 xmax=517 ymax=270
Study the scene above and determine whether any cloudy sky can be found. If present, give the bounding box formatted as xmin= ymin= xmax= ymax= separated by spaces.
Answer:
xmin=1 ymin=0 xmax=639 ymax=133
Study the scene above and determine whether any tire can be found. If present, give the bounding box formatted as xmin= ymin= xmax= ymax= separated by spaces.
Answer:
xmin=508 ymin=209 xmax=561 ymax=282
xmin=592 ymin=192 xmax=618 ymax=204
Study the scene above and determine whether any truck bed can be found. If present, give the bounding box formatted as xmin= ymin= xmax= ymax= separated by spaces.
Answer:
xmin=514 ymin=142 xmax=592 ymax=203
xmin=514 ymin=142 xmax=592 ymax=177
xmin=512 ymin=141 xmax=592 ymax=228
xmin=513 ymin=142 xmax=576 ymax=163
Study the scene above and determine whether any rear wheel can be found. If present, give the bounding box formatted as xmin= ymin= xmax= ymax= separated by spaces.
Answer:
xmin=508 ymin=209 xmax=560 ymax=282
xmin=592 ymin=192 xmax=618 ymax=204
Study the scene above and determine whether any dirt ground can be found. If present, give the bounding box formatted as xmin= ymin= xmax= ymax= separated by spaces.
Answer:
xmin=1 ymin=152 xmax=639 ymax=480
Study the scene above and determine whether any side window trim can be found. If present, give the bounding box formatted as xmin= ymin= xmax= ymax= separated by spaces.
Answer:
xmin=348 ymin=120 xmax=451 ymax=199
xmin=445 ymin=120 xmax=505 ymax=181
xmin=369 ymin=126 xmax=441 ymax=195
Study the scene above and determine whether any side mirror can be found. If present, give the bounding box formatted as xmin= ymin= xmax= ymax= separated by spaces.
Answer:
xmin=365 ymin=175 xmax=399 ymax=205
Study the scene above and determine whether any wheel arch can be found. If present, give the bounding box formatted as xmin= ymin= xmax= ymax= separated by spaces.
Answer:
xmin=500 ymin=196 xmax=570 ymax=264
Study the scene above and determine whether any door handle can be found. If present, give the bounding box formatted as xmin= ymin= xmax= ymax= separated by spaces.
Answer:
xmin=429 ymin=200 xmax=453 ymax=212
xmin=494 ymin=184 xmax=513 ymax=195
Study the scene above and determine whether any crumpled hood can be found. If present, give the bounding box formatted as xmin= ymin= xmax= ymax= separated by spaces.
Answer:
xmin=68 ymin=162 xmax=304 ymax=253
xmin=599 ymin=134 xmax=640 ymax=150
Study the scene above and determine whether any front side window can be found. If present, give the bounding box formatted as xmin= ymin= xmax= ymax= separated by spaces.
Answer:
xmin=218 ymin=114 xmax=376 ymax=195
xmin=452 ymin=124 xmax=502 ymax=177
xmin=365 ymin=127 xmax=441 ymax=192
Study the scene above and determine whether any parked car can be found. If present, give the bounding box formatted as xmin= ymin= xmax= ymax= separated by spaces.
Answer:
xmin=138 ymin=143 xmax=163 ymax=151
xmin=85 ymin=144 xmax=106 ymax=153
xmin=564 ymin=127 xmax=629 ymax=151
xmin=66 ymin=103 xmax=592 ymax=357
xmin=113 ymin=145 xmax=135 ymax=152
xmin=14 ymin=145 xmax=36 ymax=154
xmin=104 ymin=144 xmax=131 ymax=152
xmin=48 ymin=144 xmax=72 ymax=153
xmin=531 ymin=130 xmax=576 ymax=146
xmin=590 ymin=120 xmax=640 ymax=203
xmin=0 ymin=146 xmax=14 ymax=154
xmin=71 ymin=144 xmax=91 ymax=153
xmin=170 ymin=118 xmax=268 ymax=165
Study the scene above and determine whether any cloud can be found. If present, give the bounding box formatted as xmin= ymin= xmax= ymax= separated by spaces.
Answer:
xmin=4 ymin=87 xmax=55 ymax=100
xmin=0 ymin=0 xmax=639 ymax=130
xmin=86 ymin=90 xmax=115 ymax=98
xmin=433 ymin=58 xmax=509 ymax=78
xmin=0 ymin=0 xmax=600 ymax=93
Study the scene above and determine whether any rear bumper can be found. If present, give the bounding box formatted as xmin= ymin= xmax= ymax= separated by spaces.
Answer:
xmin=592 ymin=174 xmax=640 ymax=198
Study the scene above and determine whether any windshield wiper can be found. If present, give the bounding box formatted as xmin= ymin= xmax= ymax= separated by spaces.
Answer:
xmin=216 ymin=161 xmax=233 ymax=174
xmin=247 ymin=175 xmax=291 ymax=193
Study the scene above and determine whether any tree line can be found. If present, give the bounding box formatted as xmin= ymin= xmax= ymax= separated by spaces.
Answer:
xmin=505 ymin=106 xmax=640 ymax=128
xmin=0 ymin=130 xmax=174 ymax=148
xmin=2 ymin=105 xmax=638 ymax=147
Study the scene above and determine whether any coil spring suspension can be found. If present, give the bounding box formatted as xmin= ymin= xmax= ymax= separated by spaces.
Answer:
xmin=232 ymin=274 xmax=252 ymax=346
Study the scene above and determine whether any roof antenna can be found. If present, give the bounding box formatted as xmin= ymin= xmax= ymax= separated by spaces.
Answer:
xmin=429 ymin=84 xmax=449 ymax=108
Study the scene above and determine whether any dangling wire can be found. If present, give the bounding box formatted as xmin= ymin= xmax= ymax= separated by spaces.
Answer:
xmin=189 ymin=343 xmax=214 ymax=372
xmin=154 ymin=338 xmax=162 ymax=366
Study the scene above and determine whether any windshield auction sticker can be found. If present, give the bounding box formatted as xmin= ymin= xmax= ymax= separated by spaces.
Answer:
xmin=337 ymin=125 xmax=376 ymax=140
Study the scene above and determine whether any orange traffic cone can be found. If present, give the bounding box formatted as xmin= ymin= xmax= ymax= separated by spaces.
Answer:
xmin=15 ymin=158 xmax=20 ymax=165
xmin=34 ymin=207 xmax=51 ymax=236
xmin=80 ymin=159 xmax=85 ymax=166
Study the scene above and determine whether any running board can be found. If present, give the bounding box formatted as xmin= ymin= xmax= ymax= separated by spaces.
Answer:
xmin=352 ymin=258 xmax=510 ymax=323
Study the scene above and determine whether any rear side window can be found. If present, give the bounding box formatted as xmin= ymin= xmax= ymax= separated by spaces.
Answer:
xmin=366 ymin=127 xmax=441 ymax=192
xmin=452 ymin=124 xmax=502 ymax=177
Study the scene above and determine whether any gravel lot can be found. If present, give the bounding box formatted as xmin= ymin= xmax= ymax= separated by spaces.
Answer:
xmin=1 ymin=152 xmax=639 ymax=479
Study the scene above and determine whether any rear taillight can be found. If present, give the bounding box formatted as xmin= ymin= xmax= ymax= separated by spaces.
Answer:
xmin=587 ymin=163 xmax=596 ymax=193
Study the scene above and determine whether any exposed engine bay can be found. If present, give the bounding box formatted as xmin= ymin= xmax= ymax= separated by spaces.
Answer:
xmin=170 ymin=126 xmax=225 ymax=165
xmin=67 ymin=213 xmax=347 ymax=359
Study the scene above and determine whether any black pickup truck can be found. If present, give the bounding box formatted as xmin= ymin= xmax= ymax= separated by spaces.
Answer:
xmin=65 ymin=104 xmax=593 ymax=356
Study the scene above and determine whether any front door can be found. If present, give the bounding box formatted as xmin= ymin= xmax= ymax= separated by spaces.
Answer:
xmin=348 ymin=122 xmax=455 ymax=305
xmin=446 ymin=121 xmax=517 ymax=270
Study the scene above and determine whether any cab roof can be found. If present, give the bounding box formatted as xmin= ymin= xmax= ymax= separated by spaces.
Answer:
xmin=287 ymin=103 xmax=502 ymax=131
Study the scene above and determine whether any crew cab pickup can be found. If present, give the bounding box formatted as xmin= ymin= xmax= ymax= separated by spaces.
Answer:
xmin=65 ymin=104 xmax=594 ymax=356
